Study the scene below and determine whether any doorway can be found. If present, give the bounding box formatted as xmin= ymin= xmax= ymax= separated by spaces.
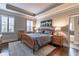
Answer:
xmin=69 ymin=16 xmax=79 ymax=49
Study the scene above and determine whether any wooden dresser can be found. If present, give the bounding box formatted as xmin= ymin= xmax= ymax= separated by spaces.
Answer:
xmin=52 ymin=35 xmax=64 ymax=47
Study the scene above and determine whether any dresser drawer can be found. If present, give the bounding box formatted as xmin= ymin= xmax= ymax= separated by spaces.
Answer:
xmin=52 ymin=36 xmax=63 ymax=46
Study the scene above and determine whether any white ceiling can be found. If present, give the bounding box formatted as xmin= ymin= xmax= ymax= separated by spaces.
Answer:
xmin=9 ymin=3 xmax=62 ymax=15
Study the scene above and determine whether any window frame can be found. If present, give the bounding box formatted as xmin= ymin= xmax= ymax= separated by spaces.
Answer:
xmin=8 ymin=16 xmax=15 ymax=32
xmin=1 ymin=15 xmax=8 ymax=32
xmin=26 ymin=20 xmax=33 ymax=32
xmin=0 ymin=15 xmax=15 ymax=33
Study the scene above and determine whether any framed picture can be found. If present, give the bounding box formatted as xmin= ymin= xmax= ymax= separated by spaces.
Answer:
xmin=41 ymin=19 xmax=52 ymax=27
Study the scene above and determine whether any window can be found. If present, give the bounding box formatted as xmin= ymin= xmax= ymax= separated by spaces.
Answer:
xmin=70 ymin=22 xmax=74 ymax=31
xmin=1 ymin=16 xmax=8 ymax=32
xmin=8 ymin=17 xmax=15 ymax=32
xmin=0 ymin=15 xmax=15 ymax=32
xmin=26 ymin=20 xmax=33 ymax=32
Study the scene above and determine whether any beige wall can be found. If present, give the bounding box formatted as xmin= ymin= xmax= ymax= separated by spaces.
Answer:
xmin=52 ymin=14 xmax=69 ymax=27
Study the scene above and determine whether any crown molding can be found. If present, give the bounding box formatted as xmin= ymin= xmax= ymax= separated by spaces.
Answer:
xmin=36 ymin=3 xmax=79 ymax=19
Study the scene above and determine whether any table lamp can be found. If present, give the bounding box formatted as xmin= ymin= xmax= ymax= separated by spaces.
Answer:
xmin=54 ymin=27 xmax=61 ymax=36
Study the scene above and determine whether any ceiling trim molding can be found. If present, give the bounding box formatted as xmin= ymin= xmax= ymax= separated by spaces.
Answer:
xmin=36 ymin=3 xmax=79 ymax=19
xmin=6 ymin=4 xmax=36 ymax=16
xmin=36 ymin=3 xmax=63 ymax=15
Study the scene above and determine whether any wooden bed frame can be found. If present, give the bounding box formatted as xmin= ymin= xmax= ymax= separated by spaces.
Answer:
xmin=18 ymin=28 xmax=54 ymax=50
xmin=18 ymin=31 xmax=34 ymax=49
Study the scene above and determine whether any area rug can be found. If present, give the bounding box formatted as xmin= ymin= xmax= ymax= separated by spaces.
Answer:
xmin=9 ymin=41 xmax=56 ymax=56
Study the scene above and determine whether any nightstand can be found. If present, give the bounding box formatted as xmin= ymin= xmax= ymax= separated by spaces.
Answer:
xmin=52 ymin=35 xmax=64 ymax=47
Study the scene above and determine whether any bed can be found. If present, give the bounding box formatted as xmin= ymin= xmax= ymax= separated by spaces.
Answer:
xmin=18 ymin=28 xmax=54 ymax=52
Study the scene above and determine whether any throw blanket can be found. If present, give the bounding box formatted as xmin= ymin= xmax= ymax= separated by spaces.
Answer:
xmin=27 ymin=33 xmax=52 ymax=51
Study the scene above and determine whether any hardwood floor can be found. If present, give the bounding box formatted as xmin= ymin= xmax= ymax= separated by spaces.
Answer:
xmin=48 ymin=47 xmax=79 ymax=56
xmin=0 ymin=42 xmax=79 ymax=56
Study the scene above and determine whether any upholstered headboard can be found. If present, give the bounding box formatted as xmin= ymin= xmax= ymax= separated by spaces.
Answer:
xmin=38 ymin=27 xmax=54 ymax=34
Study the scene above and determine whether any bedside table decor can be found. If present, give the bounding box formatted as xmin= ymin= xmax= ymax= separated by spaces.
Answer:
xmin=52 ymin=27 xmax=64 ymax=47
xmin=54 ymin=27 xmax=61 ymax=36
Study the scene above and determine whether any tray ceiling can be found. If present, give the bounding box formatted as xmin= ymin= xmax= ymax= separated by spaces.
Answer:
xmin=9 ymin=3 xmax=62 ymax=15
